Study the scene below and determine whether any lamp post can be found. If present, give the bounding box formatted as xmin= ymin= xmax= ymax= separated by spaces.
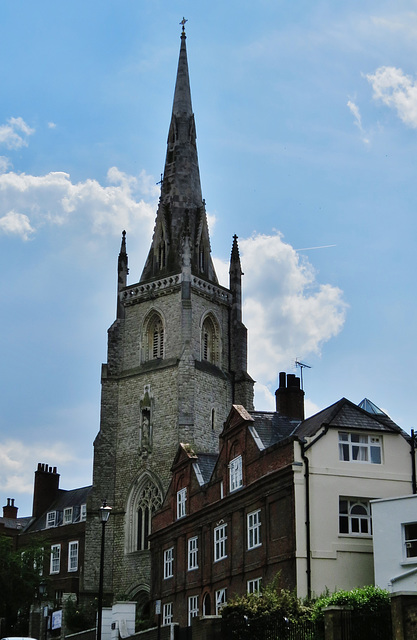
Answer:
xmin=97 ymin=500 xmax=112 ymax=640
xmin=39 ymin=580 xmax=48 ymax=640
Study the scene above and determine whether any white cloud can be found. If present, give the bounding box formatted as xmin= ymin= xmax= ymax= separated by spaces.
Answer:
xmin=0 ymin=167 xmax=159 ymax=240
xmin=0 ymin=116 xmax=34 ymax=149
xmin=47 ymin=122 xmax=57 ymax=129
xmin=0 ymin=439 xmax=77 ymax=498
xmin=347 ymin=99 xmax=370 ymax=144
xmin=0 ymin=211 xmax=34 ymax=240
xmin=237 ymin=233 xmax=346 ymax=383
xmin=366 ymin=66 xmax=417 ymax=128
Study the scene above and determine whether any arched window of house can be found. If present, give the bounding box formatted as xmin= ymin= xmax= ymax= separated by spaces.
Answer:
xmin=201 ymin=315 xmax=219 ymax=365
xmin=202 ymin=593 xmax=211 ymax=616
xmin=145 ymin=312 xmax=164 ymax=360
xmin=125 ymin=475 xmax=163 ymax=553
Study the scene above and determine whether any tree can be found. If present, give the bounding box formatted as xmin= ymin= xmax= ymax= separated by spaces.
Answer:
xmin=0 ymin=535 xmax=45 ymax=635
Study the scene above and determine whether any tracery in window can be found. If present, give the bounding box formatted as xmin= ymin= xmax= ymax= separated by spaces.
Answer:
xmin=201 ymin=314 xmax=219 ymax=365
xmin=125 ymin=474 xmax=163 ymax=553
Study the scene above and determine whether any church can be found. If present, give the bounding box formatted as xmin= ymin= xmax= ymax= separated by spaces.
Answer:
xmin=82 ymin=22 xmax=254 ymax=611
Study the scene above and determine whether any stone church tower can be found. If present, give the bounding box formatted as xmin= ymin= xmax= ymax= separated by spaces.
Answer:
xmin=83 ymin=26 xmax=254 ymax=609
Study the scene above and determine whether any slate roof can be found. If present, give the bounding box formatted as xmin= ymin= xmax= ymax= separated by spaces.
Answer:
xmin=249 ymin=411 xmax=300 ymax=450
xmin=193 ymin=453 xmax=217 ymax=486
xmin=25 ymin=485 xmax=92 ymax=532
xmin=0 ymin=515 xmax=31 ymax=531
xmin=295 ymin=397 xmax=406 ymax=440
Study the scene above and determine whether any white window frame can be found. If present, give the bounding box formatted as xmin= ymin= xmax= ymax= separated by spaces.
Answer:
xmin=229 ymin=455 xmax=243 ymax=492
xmin=80 ymin=504 xmax=87 ymax=521
xmin=164 ymin=547 xmax=174 ymax=579
xmin=188 ymin=536 xmax=198 ymax=571
xmin=247 ymin=578 xmax=262 ymax=594
xmin=63 ymin=507 xmax=73 ymax=525
xmin=338 ymin=432 xmax=382 ymax=464
xmin=403 ymin=522 xmax=417 ymax=560
xmin=177 ymin=488 xmax=187 ymax=519
xmin=50 ymin=544 xmax=61 ymax=574
xmin=339 ymin=498 xmax=372 ymax=536
xmin=46 ymin=511 xmax=56 ymax=528
xmin=162 ymin=602 xmax=173 ymax=625
xmin=68 ymin=541 xmax=78 ymax=572
xmin=247 ymin=509 xmax=262 ymax=550
xmin=188 ymin=595 xmax=199 ymax=626
xmin=215 ymin=588 xmax=227 ymax=615
xmin=214 ymin=523 xmax=227 ymax=561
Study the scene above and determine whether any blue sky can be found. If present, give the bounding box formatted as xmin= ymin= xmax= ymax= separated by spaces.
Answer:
xmin=1 ymin=1 xmax=416 ymax=516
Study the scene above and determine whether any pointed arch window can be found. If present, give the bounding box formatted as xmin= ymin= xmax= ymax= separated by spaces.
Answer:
xmin=146 ymin=313 xmax=164 ymax=360
xmin=125 ymin=475 xmax=163 ymax=553
xmin=136 ymin=480 xmax=163 ymax=550
xmin=201 ymin=315 xmax=219 ymax=365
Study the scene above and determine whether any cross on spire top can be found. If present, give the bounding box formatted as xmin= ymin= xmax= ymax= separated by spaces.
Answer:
xmin=180 ymin=17 xmax=188 ymax=33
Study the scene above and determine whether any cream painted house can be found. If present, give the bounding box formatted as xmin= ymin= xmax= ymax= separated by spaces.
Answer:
xmin=293 ymin=398 xmax=413 ymax=598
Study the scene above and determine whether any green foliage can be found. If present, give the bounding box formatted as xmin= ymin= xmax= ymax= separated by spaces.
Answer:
xmin=311 ymin=585 xmax=390 ymax=621
xmin=0 ymin=535 xmax=45 ymax=635
xmin=64 ymin=598 xmax=97 ymax=634
xmin=222 ymin=575 xmax=313 ymax=623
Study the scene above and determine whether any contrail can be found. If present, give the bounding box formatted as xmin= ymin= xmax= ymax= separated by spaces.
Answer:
xmin=296 ymin=244 xmax=337 ymax=251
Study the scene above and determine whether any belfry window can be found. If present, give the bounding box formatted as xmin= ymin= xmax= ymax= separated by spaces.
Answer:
xmin=158 ymin=241 xmax=166 ymax=269
xmin=146 ymin=313 xmax=164 ymax=360
xmin=201 ymin=315 xmax=219 ymax=365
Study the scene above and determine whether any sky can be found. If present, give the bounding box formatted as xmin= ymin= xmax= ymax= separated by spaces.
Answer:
xmin=1 ymin=1 xmax=416 ymax=517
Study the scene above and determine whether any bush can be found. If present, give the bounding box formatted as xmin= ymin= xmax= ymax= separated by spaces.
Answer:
xmin=311 ymin=585 xmax=390 ymax=621
xmin=222 ymin=575 xmax=313 ymax=623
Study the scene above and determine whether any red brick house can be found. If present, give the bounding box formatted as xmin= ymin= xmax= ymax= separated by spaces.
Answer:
xmin=150 ymin=373 xmax=413 ymax=628
xmin=150 ymin=376 xmax=302 ymax=628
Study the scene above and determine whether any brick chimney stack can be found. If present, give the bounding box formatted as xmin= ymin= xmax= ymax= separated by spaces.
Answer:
xmin=275 ymin=371 xmax=305 ymax=421
xmin=32 ymin=463 xmax=60 ymax=519
xmin=3 ymin=497 xmax=18 ymax=519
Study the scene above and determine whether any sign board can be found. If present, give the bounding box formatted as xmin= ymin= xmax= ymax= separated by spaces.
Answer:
xmin=155 ymin=600 xmax=161 ymax=615
xmin=52 ymin=609 xmax=62 ymax=630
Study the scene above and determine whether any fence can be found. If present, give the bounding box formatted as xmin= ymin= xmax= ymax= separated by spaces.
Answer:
xmin=221 ymin=614 xmax=324 ymax=640
xmin=341 ymin=609 xmax=392 ymax=640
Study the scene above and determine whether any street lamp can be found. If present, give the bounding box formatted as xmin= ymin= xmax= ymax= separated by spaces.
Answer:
xmin=97 ymin=500 xmax=112 ymax=640
xmin=38 ymin=581 xmax=48 ymax=640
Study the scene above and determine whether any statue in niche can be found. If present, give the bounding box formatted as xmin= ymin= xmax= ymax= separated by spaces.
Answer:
xmin=139 ymin=385 xmax=153 ymax=455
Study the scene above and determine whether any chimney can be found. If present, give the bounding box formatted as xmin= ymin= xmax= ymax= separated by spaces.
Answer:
xmin=275 ymin=372 xmax=305 ymax=420
xmin=32 ymin=463 xmax=60 ymax=519
xmin=3 ymin=498 xmax=18 ymax=519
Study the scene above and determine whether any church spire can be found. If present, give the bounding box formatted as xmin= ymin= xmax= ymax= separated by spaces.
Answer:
xmin=140 ymin=23 xmax=217 ymax=284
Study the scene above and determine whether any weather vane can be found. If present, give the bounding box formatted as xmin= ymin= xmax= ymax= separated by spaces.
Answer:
xmin=180 ymin=17 xmax=188 ymax=33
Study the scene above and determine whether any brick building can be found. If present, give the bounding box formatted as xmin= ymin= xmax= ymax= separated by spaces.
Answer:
xmin=82 ymin=24 xmax=253 ymax=609
xmin=19 ymin=463 xmax=91 ymax=605
xmin=150 ymin=374 xmax=413 ymax=628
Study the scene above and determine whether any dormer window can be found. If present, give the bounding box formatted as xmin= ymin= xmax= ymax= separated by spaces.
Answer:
xmin=46 ymin=511 xmax=56 ymax=528
xmin=63 ymin=507 xmax=73 ymax=525
xmin=80 ymin=504 xmax=87 ymax=521
xmin=339 ymin=432 xmax=381 ymax=464
xmin=229 ymin=455 xmax=243 ymax=492
xmin=177 ymin=488 xmax=187 ymax=519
